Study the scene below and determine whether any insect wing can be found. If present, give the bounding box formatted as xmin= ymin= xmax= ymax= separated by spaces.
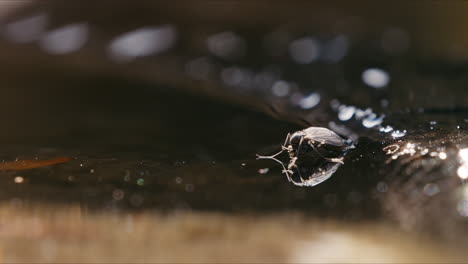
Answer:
xmin=292 ymin=162 xmax=341 ymax=187
xmin=303 ymin=127 xmax=344 ymax=146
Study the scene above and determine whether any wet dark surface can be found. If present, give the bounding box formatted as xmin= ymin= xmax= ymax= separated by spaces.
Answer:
xmin=0 ymin=0 xmax=466 ymax=245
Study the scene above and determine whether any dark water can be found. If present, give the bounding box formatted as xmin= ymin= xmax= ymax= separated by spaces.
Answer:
xmin=0 ymin=0 xmax=466 ymax=244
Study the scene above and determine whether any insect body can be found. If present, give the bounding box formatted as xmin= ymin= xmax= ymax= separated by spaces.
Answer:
xmin=257 ymin=127 xmax=350 ymax=186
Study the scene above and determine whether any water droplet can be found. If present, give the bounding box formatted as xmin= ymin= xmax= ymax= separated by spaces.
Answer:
xmin=39 ymin=23 xmax=88 ymax=54
xmin=362 ymin=68 xmax=390 ymax=88
xmin=108 ymin=25 xmax=177 ymax=62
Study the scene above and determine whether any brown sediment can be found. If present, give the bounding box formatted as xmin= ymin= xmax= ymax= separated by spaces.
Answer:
xmin=0 ymin=157 xmax=71 ymax=171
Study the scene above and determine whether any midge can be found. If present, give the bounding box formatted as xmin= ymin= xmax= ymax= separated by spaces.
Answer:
xmin=257 ymin=126 xmax=347 ymax=185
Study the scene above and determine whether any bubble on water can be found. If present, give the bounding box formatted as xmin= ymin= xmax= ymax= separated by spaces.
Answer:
xmin=362 ymin=68 xmax=390 ymax=88
xmin=3 ymin=13 xmax=48 ymax=43
xmin=297 ymin=93 xmax=321 ymax=109
xmin=423 ymin=183 xmax=440 ymax=196
xmin=39 ymin=23 xmax=88 ymax=54
xmin=207 ymin=31 xmax=246 ymax=60
xmin=391 ymin=130 xmax=406 ymax=138
xmin=108 ymin=25 xmax=177 ymax=62
xmin=289 ymin=37 xmax=320 ymax=64
xmin=258 ymin=168 xmax=269 ymax=174
xmin=338 ymin=105 xmax=355 ymax=121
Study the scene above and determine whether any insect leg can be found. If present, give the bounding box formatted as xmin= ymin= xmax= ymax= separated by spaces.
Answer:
xmin=256 ymin=132 xmax=292 ymax=160
xmin=256 ymin=153 xmax=292 ymax=181
xmin=308 ymin=142 xmax=344 ymax=164
xmin=296 ymin=136 xmax=304 ymax=157
xmin=281 ymin=133 xmax=291 ymax=151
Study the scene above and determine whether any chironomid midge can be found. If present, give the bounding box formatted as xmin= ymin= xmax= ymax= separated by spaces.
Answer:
xmin=257 ymin=126 xmax=348 ymax=185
